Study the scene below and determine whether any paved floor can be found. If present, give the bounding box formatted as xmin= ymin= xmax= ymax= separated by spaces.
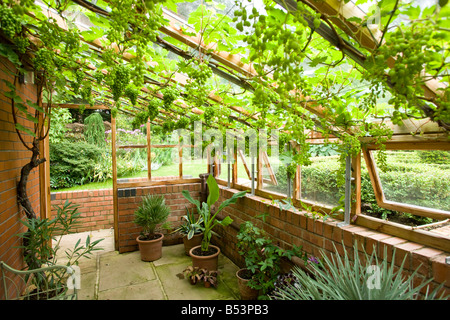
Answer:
xmin=54 ymin=229 xmax=240 ymax=300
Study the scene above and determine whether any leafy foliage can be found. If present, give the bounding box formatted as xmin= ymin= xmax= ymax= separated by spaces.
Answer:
xmin=83 ymin=112 xmax=106 ymax=147
xmin=237 ymin=221 xmax=308 ymax=297
xmin=182 ymin=175 xmax=246 ymax=252
xmin=134 ymin=195 xmax=171 ymax=240
xmin=270 ymin=242 xmax=448 ymax=300
xmin=49 ymin=142 xmax=102 ymax=189
xmin=17 ymin=200 xmax=104 ymax=270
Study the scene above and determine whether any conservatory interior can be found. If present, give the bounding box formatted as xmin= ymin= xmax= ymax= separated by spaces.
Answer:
xmin=0 ymin=0 xmax=449 ymax=301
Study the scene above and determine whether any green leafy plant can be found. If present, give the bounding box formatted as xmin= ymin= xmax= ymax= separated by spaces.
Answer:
xmin=270 ymin=242 xmax=449 ymax=300
xmin=179 ymin=266 xmax=219 ymax=288
xmin=182 ymin=175 xmax=247 ymax=252
xmin=134 ymin=195 xmax=171 ymax=241
xmin=83 ymin=112 xmax=106 ymax=147
xmin=49 ymin=142 xmax=103 ymax=189
xmin=17 ymin=200 xmax=104 ymax=290
xmin=237 ymin=221 xmax=307 ymax=297
xmin=200 ymin=269 xmax=219 ymax=288
xmin=180 ymin=266 xmax=203 ymax=285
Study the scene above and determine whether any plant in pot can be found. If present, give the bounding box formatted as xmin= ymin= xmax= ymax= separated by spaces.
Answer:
xmin=236 ymin=221 xmax=306 ymax=300
xmin=134 ymin=194 xmax=171 ymax=262
xmin=173 ymin=206 xmax=204 ymax=255
xmin=200 ymin=270 xmax=219 ymax=288
xmin=181 ymin=266 xmax=203 ymax=285
xmin=182 ymin=174 xmax=247 ymax=271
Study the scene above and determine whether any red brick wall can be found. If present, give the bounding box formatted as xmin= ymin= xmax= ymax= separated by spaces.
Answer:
xmin=214 ymin=187 xmax=450 ymax=298
xmin=48 ymin=177 xmax=187 ymax=234
xmin=117 ymin=182 xmax=201 ymax=253
xmin=50 ymin=189 xmax=114 ymax=233
xmin=0 ymin=57 xmax=41 ymax=299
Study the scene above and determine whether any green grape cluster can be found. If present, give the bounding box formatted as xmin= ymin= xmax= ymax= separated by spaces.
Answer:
xmin=131 ymin=110 xmax=149 ymax=129
xmin=162 ymin=120 xmax=175 ymax=134
xmin=109 ymin=64 xmax=130 ymax=102
xmin=93 ymin=70 xmax=104 ymax=84
xmin=182 ymin=58 xmax=213 ymax=107
xmin=175 ymin=117 xmax=189 ymax=130
xmin=161 ymin=86 xmax=179 ymax=110
xmin=278 ymin=132 xmax=290 ymax=153
xmin=203 ymin=107 xmax=216 ymax=124
xmin=147 ymin=99 xmax=159 ymax=121
xmin=33 ymin=48 xmax=54 ymax=73
xmin=186 ymin=58 xmax=213 ymax=86
xmin=81 ymin=83 xmax=93 ymax=105
xmin=125 ymin=84 xmax=139 ymax=106
xmin=0 ymin=4 xmax=22 ymax=38
xmin=366 ymin=20 xmax=445 ymax=124
xmin=72 ymin=69 xmax=85 ymax=94
xmin=233 ymin=1 xmax=311 ymax=110
xmin=15 ymin=36 xmax=29 ymax=54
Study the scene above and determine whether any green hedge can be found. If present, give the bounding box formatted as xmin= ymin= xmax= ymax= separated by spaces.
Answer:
xmin=50 ymin=142 xmax=102 ymax=189
xmin=278 ymin=154 xmax=449 ymax=224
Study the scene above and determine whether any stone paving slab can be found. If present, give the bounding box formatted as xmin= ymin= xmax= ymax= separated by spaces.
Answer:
xmin=56 ymin=230 xmax=240 ymax=300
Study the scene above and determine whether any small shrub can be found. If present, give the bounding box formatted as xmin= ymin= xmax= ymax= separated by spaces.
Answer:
xmin=50 ymin=141 xmax=102 ymax=189
xmin=83 ymin=112 xmax=106 ymax=147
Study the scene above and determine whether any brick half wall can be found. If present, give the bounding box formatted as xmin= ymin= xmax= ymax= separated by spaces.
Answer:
xmin=50 ymin=189 xmax=114 ymax=233
xmin=117 ymin=182 xmax=201 ymax=253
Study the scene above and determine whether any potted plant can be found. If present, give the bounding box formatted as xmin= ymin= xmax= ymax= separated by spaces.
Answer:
xmin=181 ymin=266 xmax=203 ymax=285
xmin=236 ymin=221 xmax=306 ymax=300
xmin=134 ymin=194 xmax=171 ymax=262
xmin=182 ymin=174 xmax=247 ymax=271
xmin=173 ymin=206 xmax=204 ymax=255
xmin=201 ymin=270 xmax=219 ymax=288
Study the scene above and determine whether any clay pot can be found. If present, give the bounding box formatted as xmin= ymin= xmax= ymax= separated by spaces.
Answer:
xmin=189 ymin=245 xmax=220 ymax=271
xmin=183 ymin=233 xmax=203 ymax=255
xmin=236 ymin=268 xmax=259 ymax=300
xmin=136 ymin=233 xmax=164 ymax=262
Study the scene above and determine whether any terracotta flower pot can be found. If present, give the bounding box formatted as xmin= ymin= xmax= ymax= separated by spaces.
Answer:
xmin=236 ymin=268 xmax=259 ymax=300
xmin=136 ymin=233 xmax=164 ymax=262
xmin=189 ymin=245 xmax=220 ymax=271
xmin=183 ymin=233 xmax=203 ymax=255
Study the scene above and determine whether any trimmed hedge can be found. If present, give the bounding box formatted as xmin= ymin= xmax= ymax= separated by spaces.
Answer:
xmin=295 ymin=153 xmax=449 ymax=224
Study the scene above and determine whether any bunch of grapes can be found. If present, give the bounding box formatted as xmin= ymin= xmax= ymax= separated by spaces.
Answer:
xmin=72 ymin=69 xmax=85 ymax=94
xmin=161 ymin=86 xmax=179 ymax=110
xmin=182 ymin=58 xmax=213 ymax=107
xmin=175 ymin=117 xmax=189 ymax=130
xmin=203 ymin=106 xmax=216 ymax=124
xmin=0 ymin=5 xmax=22 ymax=38
xmin=15 ymin=36 xmax=29 ymax=54
xmin=93 ymin=70 xmax=104 ymax=85
xmin=81 ymin=83 xmax=92 ymax=103
xmin=162 ymin=120 xmax=175 ymax=134
xmin=109 ymin=64 xmax=130 ymax=102
xmin=147 ymin=99 xmax=159 ymax=121
xmin=131 ymin=110 xmax=149 ymax=129
xmin=33 ymin=48 xmax=54 ymax=74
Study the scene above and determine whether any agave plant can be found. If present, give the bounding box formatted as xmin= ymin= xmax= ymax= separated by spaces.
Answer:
xmin=270 ymin=242 xmax=448 ymax=300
